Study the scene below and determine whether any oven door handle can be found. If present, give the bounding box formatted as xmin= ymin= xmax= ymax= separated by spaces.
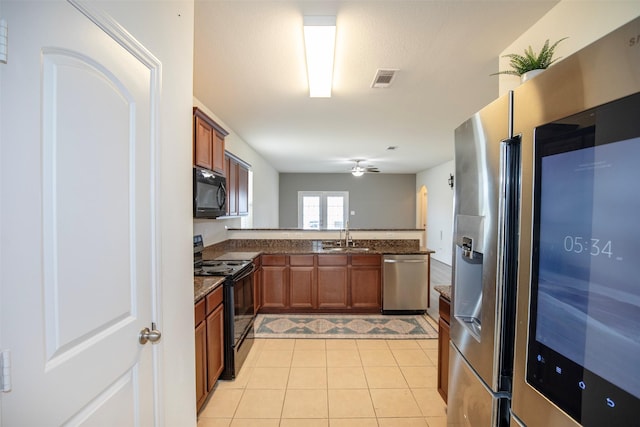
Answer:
xmin=234 ymin=263 xmax=256 ymax=281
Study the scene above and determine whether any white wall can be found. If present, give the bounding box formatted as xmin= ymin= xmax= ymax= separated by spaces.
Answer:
xmin=192 ymin=97 xmax=280 ymax=247
xmin=498 ymin=0 xmax=640 ymax=96
xmin=84 ymin=0 xmax=197 ymax=425
xmin=0 ymin=0 xmax=3 ymax=423
xmin=416 ymin=160 xmax=454 ymax=265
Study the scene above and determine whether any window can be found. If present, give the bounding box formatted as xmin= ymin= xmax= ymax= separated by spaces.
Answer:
xmin=298 ymin=191 xmax=349 ymax=230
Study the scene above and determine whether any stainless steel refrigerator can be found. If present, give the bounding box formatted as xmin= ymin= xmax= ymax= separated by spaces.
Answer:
xmin=448 ymin=16 xmax=640 ymax=427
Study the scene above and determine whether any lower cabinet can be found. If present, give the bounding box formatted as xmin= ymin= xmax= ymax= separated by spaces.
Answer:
xmin=350 ymin=255 xmax=382 ymax=309
xmin=317 ymin=255 xmax=348 ymax=309
xmin=437 ymin=294 xmax=451 ymax=403
xmin=195 ymin=285 xmax=224 ymax=412
xmin=194 ymin=314 xmax=207 ymax=410
xmin=289 ymin=255 xmax=316 ymax=309
xmin=260 ymin=253 xmax=381 ymax=313
xmin=261 ymin=255 xmax=288 ymax=309
xmin=253 ymin=255 xmax=262 ymax=314
xmin=206 ymin=303 xmax=224 ymax=392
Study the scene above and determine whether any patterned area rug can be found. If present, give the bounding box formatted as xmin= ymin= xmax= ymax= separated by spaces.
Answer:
xmin=254 ymin=314 xmax=438 ymax=339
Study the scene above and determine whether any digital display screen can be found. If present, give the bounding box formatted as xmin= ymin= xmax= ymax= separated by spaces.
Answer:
xmin=527 ymin=93 xmax=640 ymax=425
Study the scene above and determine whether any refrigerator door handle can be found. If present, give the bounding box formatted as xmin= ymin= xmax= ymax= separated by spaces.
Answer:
xmin=494 ymin=133 xmax=521 ymax=390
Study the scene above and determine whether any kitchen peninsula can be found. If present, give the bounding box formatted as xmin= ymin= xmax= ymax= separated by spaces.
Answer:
xmin=193 ymin=230 xmax=434 ymax=410
xmin=196 ymin=228 xmax=434 ymax=314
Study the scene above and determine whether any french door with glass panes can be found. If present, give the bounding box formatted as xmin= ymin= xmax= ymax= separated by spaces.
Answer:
xmin=298 ymin=191 xmax=349 ymax=229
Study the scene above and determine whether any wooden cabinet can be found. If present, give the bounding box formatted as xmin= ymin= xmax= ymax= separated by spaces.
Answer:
xmin=195 ymin=285 xmax=224 ymax=412
xmin=212 ymin=133 xmax=225 ymax=175
xmin=225 ymin=156 xmax=237 ymax=216
xmin=194 ymin=300 xmax=207 ymax=411
xmin=193 ymin=107 xmax=227 ymax=176
xmin=225 ymin=153 xmax=249 ymax=216
xmin=438 ymin=294 xmax=451 ymax=403
xmin=289 ymin=255 xmax=316 ymax=309
xmin=261 ymin=255 xmax=288 ymax=309
xmin=194 ymin=116 xmax=213 ymax=170
xmin=317 ymin=255 xmax=348 ymax=309
xmin=205 ymin=288 xmax=224 ymax=392
xmin=350 ymin=254 xmax=382 ymax=309
xmin=253 ymin=255 xmax=262 ymax=314
xmin=238 ymin=164 xmax=249 ymax=215
xmin=259 ymin=253 xmax=382 ymax=313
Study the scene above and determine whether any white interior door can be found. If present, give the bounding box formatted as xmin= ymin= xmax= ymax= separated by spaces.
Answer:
xmin=1 ymin=1 xmax=161 ymax=425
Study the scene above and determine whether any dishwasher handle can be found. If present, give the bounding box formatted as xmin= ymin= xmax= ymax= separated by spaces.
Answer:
xmin=383 ymin=259 xmax=428 ymax=264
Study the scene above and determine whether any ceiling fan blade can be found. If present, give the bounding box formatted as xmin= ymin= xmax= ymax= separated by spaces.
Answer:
xmin=348 ymin=160 xmax=380 ymax=174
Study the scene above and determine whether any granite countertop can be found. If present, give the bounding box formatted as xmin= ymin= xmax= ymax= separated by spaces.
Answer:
xmin=195 ymin=239 xmax=435 ymax=302
xmin=227 ymin=228 xmax=425 ymax=232
xmin=194 ymin=276 xmax=225 ymax=303
xmin=207 ymin=246 xmax=433 ymax=257
xmin=434 ymin=285 xmax=451 ymax=301
xmin=201 ymin=239 xmax=434 ymax=260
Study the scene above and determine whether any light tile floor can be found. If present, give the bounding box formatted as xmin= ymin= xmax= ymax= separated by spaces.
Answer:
xmin=197 ymin=337 xmax=447 ymax=427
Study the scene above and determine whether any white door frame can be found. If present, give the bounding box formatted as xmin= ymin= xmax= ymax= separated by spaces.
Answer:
xmin=0 ymin=0 xmax=166 ymax=424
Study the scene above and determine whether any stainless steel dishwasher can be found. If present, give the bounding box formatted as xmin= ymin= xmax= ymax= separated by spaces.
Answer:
xmin=382 ymin=254 xmax=429 ymax=314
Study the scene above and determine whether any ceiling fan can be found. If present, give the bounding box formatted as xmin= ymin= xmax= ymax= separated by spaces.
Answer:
xmin=350 ymin=160 xmax=380 ymax=176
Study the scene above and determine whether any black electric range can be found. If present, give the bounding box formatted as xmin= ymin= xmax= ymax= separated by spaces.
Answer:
xmin=195 ymin=259 xmax=252 ymax=277
xmin=193 ymin=235 xmax=256 ymax=380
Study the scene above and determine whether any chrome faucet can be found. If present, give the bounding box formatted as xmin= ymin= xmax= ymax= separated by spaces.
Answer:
xmin=344 ymin=220 xmax=352 ymax=247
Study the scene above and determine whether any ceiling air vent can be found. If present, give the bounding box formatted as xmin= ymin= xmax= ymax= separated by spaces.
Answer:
xmin=371 ymin=68 xmax=399 ymax=88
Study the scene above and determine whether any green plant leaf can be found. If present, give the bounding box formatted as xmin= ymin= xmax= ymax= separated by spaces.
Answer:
xmin=490 ymin=37 xmax=568 ymax=77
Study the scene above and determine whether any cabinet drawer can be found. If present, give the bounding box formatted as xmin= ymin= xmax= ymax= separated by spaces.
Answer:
xmin=206 ymin=285 xmax=224 ymax=315
xmin=351 ymin=254 xmax=381 ymax=266
xmin=195 ymin=299 xmax=206 ymax=326
xmin=262 ymin=254 xmax=287 ymax=266
xmin=439 ymin=295 xmax=451 ymax=324
xmin=290 ymin=254 xmax=314 ymax=266
xmin=318 ymin=254 xmax=348 ymax=266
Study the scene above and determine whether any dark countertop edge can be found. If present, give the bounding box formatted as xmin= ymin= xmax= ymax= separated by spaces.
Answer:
xmin=202 ymin=247 xmax=434 ymax=259
xmin=194 ymin=276 xmax=225 ymax=304
xmin=227 ymin=228 xmax=425 ymax=232
xmin=196 ymin=242 xmax=434 ymax=301
xmin=434 ymin=285 xmax=451 ymax=301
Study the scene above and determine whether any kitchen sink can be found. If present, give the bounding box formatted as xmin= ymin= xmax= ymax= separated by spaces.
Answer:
xmin=325 ymin=247 xmax=370 ymax=252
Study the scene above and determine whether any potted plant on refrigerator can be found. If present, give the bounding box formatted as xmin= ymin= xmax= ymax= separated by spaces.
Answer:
xmin=492 ymin=37 xmax=567 ymax=82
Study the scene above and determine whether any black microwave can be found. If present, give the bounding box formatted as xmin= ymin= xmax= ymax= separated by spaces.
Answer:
xmin=193 ymin=166 xmax=227 ymax=218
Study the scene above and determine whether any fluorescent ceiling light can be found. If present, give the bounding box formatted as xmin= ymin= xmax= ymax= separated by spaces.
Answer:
xmin=303 ymin=15 xmax=336 ymax=98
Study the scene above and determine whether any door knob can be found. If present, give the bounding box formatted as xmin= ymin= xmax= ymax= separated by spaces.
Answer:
xmin=139 ymin=322 xmax=162 ymax=344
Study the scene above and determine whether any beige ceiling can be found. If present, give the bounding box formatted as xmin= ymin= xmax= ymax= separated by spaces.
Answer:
xmin=194 ymin=0 xmax=558 ymax=174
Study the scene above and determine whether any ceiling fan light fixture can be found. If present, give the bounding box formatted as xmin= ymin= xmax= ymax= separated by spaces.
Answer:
xmin=303 ymin=15 xmax=336 ymax=98
xmin=351 ymin=160 xmax=367 ymax=176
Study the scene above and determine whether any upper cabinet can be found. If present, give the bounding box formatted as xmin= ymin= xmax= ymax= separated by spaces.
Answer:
xmin=193 ymin=107 xmax=228 ymax=176
xmin=225 ymin=152 xmax=249 ymax=216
